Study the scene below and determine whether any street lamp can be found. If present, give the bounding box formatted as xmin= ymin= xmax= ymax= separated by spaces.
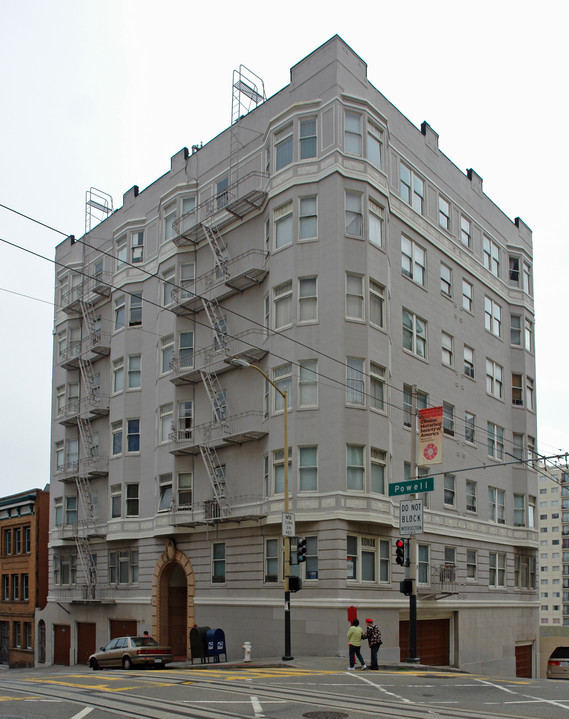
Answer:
xmin=231 ymin=358 xmax=293 ymax=661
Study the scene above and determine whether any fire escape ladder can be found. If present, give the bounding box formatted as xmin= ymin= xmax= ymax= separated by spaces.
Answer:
xmin=79 ymin=297 xmax=97 ymax=335
xmin=202 ymin=223 xmax=230 ymax=277
xmin=78 ymin=356 xmax=96 ymax=402
xmin=199 ymin=444 xmax=227 ymax=510
xmin=200 ymin=369 xmax=228 ymax=425
xmin=74 ymin=534 xmax=98 ymax=599
xmin=201 ymin=297 xmax=228 ymax=352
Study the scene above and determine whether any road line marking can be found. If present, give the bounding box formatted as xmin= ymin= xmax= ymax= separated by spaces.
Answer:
xmin=70 ymin=709 xmax=93 ymax=719
xmin=251 ymin=695 xmax=265 ymax=718
xmin=347 ymin=670 xmax=414 ymax=703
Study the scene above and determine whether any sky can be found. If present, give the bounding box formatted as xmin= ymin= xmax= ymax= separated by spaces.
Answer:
xmin=1 ymin=0 xmax=568 ymax=494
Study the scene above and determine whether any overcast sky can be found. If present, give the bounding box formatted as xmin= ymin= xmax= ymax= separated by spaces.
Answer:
xmin=1 ymin=0 xmax=567 ymax=494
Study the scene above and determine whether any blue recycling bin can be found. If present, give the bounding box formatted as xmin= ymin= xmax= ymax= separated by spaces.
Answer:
xmin=205 ymin=628 xmax=227 ymax=663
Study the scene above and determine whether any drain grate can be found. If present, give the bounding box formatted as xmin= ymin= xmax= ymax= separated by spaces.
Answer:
xmin=303 ymin=713 xmax=348 ymax=719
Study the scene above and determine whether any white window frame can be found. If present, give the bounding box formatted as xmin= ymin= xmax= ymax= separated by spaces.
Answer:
xmin=484 ymin=297 xmax=502 ymax=337
xmin=274 ymin=201 xmax=293 ymax=249
xmin=442 ymin=332 xmax=453 ymax=367
xmin=298 ymin=360 xmax=318 ymax=408
xmin=299 ymin=196 xmax=317 ymax=240
xmin=438 ymin=196 xmax=450 ymax=230
xmin=462 ymin=279 xmax=473 ymax=312
xmin=273 ymin=281 xmax=292 ymax=330
xmin=346 ymin=358 xmax=364 ymax=406
xmin=487 ymin=423 xmax=504 ymax=461
xmin=298 ymin=277 xmax=317 ymax=323
xmin=401 ymin=236 xmax=426 ymax=286
xmin=402 ymin=309 xmax=427 ymax=358
xmin=486 ymin=359 xmax=504 ymax=399
xmin=483 ymin=236 xmax=500 ymax=276
xmin=346 ymin=274 xmax=364 ymax=320
xmin=369 ymin=279 xmax=384 ymax=329
xmin=344 ymin=111 xmax=362 ymax=156
xmin=345 ymin=191 xmax=363 ymax=237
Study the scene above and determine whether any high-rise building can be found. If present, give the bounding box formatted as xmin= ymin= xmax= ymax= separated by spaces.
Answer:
xmin=38 ymin=36 xmax=538 ymax=676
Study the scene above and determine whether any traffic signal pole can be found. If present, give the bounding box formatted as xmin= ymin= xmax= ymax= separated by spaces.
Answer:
xmin=407 ymin=386 xmax=420 ymax=663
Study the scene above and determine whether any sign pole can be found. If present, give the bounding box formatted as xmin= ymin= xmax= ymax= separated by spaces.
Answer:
xmin=407 ymin=385 xmax=420 ymax=663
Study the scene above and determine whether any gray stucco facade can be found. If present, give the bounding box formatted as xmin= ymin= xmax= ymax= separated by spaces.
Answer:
xmin=39 ymin=36 xmax=538 ymax=675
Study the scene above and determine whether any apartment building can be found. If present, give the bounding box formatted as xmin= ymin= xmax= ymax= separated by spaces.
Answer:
xmin=0 ymin=487 xmax=49 ymax=667
xmin=38 ymin=36 xmax=538 ymax=675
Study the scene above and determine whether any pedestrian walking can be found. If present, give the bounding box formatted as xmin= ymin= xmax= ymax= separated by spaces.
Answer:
xmin=362 ymin=618 xmax=382 ymax=670
xmin=346 ymin=618 xmax=366 ymax=670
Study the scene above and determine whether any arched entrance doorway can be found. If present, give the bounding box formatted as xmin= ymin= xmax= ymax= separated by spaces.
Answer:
xmin=153 ymin=540 xmax=195 ymax=660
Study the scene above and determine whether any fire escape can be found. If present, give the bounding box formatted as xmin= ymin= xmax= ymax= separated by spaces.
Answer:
xmin=58 ymin=271 xmax=110 ymax=599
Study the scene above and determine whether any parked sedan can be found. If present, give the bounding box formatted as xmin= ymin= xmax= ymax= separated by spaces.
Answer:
xmin=547 ymin=646 xmax=569 ymax=679
xmin=89 ymin=636 xmax=174 ymax=670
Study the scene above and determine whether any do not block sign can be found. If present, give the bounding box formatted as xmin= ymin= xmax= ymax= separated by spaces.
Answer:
xmin=400 ymin=498 xmax=423 ymax=535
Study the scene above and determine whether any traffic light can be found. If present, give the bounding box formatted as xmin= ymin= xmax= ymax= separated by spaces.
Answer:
xmin=395 ymin=538 xmax=405 ymax=566
xmin=289 ymin=575 xmax=302 ymax=592
xmin=297 ymin=537 xmax=307 ymax=563
xmin=400 ymin=578 xmax=413 ymax=596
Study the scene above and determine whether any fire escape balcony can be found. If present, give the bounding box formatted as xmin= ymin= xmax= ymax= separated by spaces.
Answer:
xmin=169 ymin=410 xmax=267 ymax=456
xmin=157 ymin=494 xmax=267 ymax=527
xmin=82 ymin=330 xmax=111 ymax=360
xmin=171 ymin=249 xmax=269 ymax=315
xmin=172 ymin=171 xmax=268 ymax=246
xmin=51 ymin=518 xmax=107 ymax=543
xmin=90 ymin=270 xmax=112 ymax=297
xmin=170 ymin=328 xmax=267 ymax=385
xmin=58 ymin=341 xmax=82 ymax=369
xmin=57 ymin=400 xmax=81 ymax=426
xmin=54 ymin=461 xmax=80 ymax=483
xmin=418 ymin=564 xmax=459 ymax=600
xmin=80 ymin=453 xmax=109 ymax=478
xmin=83 ymin=392 xmax=110 ymax=418
xmin=61 ymin=285 xmax=84 ymax=314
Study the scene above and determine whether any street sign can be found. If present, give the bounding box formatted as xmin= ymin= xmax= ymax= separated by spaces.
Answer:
xmin=282 ymin=512 xmax=295 ymax=537
xmin=400 ymin=498 xmax=423 ymax=535
xmin=388 ymin=477 xmax=434 ymax=497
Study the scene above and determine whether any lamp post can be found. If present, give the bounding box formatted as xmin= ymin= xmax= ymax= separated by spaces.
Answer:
xmin=231 ymin=358 xmax=293 ymax=661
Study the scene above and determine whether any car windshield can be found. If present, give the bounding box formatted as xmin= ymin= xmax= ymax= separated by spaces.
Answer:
xmin=131 ymin=636 xmax=160 ymax=648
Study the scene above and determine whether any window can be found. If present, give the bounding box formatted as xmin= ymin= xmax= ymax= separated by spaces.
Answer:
xmin=466 ymin=479 xmax=477 ymax=512
xmin=514 ymin=494 xmax=526 ymax=527
xmin=402 ymin=310 xmax=427 ymax=358
xmin=371 ymin=449 xmax=386 ymax=494
xmin=178 ymin=331 xmax=194 ymax=370
xmin=464 ymin=346 xmax=475 ymax=378
xmin=178 ymin=472 xmax=192 ymax=507
xmin=177 ymin=401 xmax=192 ymax=439
xmin=161 ymin=335 xmax=174 ymax=374
xmin=440 ymin=264 xmax=452 ymax=296
xmin=400 ymin=162 xmax=424 ymax=214
xmin=483 ymin=236 xmax=500 ymax=276
xmin=489 ymin=486 xmax=505 ymax=524
xmin=526 ymin=377 xmax=534 ymax=410
xmin=401 ymin=237 xmax=426 ymax=285
xmin=512 ymin=373 xmax=523 ymax=405
xmin=442 ymin=332 xmax=453 ymax=366
xmin=511 ymin=314 xmax=522 ymax=345
xmin=24 ymin=621 xmax=32 ymax=648
xmin=129 ymin=230 xmax=144 ymax=264
xmin=14 ymin=528 xmax=21 ymax=554
xmin=513 ymin=433 xmax=524 ymax=461
xmin=484 ymin=297 xmax=502 ymax=337
xmin=346 ymin=274 xmax=364 ymax=320
xmin=158 ymin=474 xmax=172 ymax=511
xmin=489 ymin=552 xmax=506 ymax=587
xmin=65 ymin=496 xmax=77 ymax=525
xmin=418 ymin=544 xmax=430 ymax=584
xmin=162 ymin=268 xmax=175 ymax=306
xmin=128 ymin=292 xmax=142 ymax=326
xmin=216 ymin=177 xmax=228 ymax=210
xmin=368 ymin=200 xmax=383 ymax=247
xmin=298 ymin=360 xmax=317 ymax=407
xmin=460 ymin=216 xmax=471 ymax=248
xmin=265 ymin=538 xmax=279 ymax=582
xmin=367 ymin=124 xmax=382 ymax=168
xmin=462 ymin=279 xmax=473 ymax=312
xmin=14 ymin=621 xmax=21 ymax=646
xmin=347 ymin=535 xmax=358 ymax=579
xmin=111 ymin=421 xmax=123 ymax=456
xmin=347 ymin=445 xmax=364 ymax=491
xmin=275 ymin=125 xmax=292 ymax=170
xmin=487 ymin=422 xmax=504 ymax=460
xmin=369 ymin=280 xmax=384 ymax=328
xmin=438 ymin=196 xmax=450 ymax=230
xmin=345 ymin=192 xmax=363 ymax=236
xmin=4 ymin=529 xmax=12 ymax=555
xmin=66 ymin=438 xmax=79 ymax=468
xmin=525 ymin=319 xmax=533 ymax=352
xmin=24 ymin=526 xmax=30 ymax=553
xmin=299 ymin=118 xmax=317 ymax=159
xmin=346 ymin=358 xmax=364 ymax=405
xmin=298 ymin=277 xmax=317 ymax=322
xmin=275 ymin=201 xmax=293 ymax=249
xmin=114 ymin=295 xmax=125 ymax=331
xmin=444 ymin=474 xmax=456 ymax=507
xmin=54 ymin=498 xmax=63 ymax=526
xmin=345 ymin=112 xmax=362 ymax=155
xmin=443 ymin=402 xmax=454 ymax=436
xmin=127 ymin=419 xmax=140 ymax=453
xmin=2 ymin=574 xmax=9 ymax=599
xmin=212 ymin=543 xmax=226 ymax=583
xmin=299 ymin=196 xmax=317 ymax=239
xmin=299 ymin=446 xmax=317 ymax=491
xmin=164 ymin=202 xmax=176 ymax=243
xmin=109 ymin=549 xmax=138 ymax=585
xmin=126 ymin=484 xmax=139 ymax=516
xmin=179 ymin=262 xmax=195 ymax=299
xmin=273 ymin=364 xmax=292 ymax=412
xmin=159 ymin=404 xmax=173 ymax=443
xmin=403 ymin=385 xmax=428 ymax=427
xmin=273 ymin=281 xmax=292 ymax=329
xmin=466 ymin=549 xmax=477 ymax=580
xmin=465 ymin=412 xmax=476 ymax=444
xmin=523 ymin=262 xmax=532 ymax=294
xmin=213 ymin=388 xmax=227 ymax=424
xmin=116 ymin=235 xmax=128 ymax=270
xmin=486 ymin=360 xmax=503 ymax=399
xmin=370 ymin=363 xmax=386 ymax=412
xmin=273 ymin=448 xmax=291 ymax=495
xmin=127 ymin=355 xmax=141 ymax=389
xmin=304 ymin=536 xmax=319 ymax=580
xmin=516 ymin=553 xmax=536 ymax=589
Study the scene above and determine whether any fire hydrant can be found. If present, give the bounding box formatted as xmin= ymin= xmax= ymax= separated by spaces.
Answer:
xmin=242 ymin=641 xmax=252 ymax=662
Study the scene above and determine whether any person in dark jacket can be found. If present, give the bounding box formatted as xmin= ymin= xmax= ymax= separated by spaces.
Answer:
xmin=362 ymin=618 xmax=382 ymax=670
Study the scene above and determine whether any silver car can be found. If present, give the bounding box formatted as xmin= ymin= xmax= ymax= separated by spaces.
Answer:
xmin=89 ymin=636 xmax=174 ymax=670
xmin=546 ymin=647 xmax=569 ymax=679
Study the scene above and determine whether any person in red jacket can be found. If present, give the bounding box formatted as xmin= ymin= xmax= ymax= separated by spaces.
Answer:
xmin=362 ymin=618 xmax=382 ymax=670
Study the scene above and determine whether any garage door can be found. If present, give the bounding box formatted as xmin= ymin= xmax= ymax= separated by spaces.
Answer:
xmin=53 ymin=624 xmax=71 ymax=665
xmin=515 ymin=644 xmax=532 ymax=677
xmin=399 ymin=618 xmax=449 ymax=665
xmin=110 ymin=620 xmax=137 ymax=639
xmin=77 ymin=622 xmax=96 ymax=664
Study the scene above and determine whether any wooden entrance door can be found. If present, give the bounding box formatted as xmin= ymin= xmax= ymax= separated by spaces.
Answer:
xmin=515 ymin=644 xmax=532 ymax=677
xmin=53 ymin=624 xmax=71 ymax=665
xmin=77 ymin=622 xmax=96 ymax=664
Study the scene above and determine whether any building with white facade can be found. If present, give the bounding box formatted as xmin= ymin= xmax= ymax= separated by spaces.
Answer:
xmin=38 ymin=36 xmax=539 ymax=676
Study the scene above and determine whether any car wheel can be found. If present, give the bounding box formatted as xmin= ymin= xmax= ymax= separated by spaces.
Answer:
xmin=90 ymin=658 xmax=100 ymax=671
xmin=122 ymin=656 xmax=133 ymax=670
